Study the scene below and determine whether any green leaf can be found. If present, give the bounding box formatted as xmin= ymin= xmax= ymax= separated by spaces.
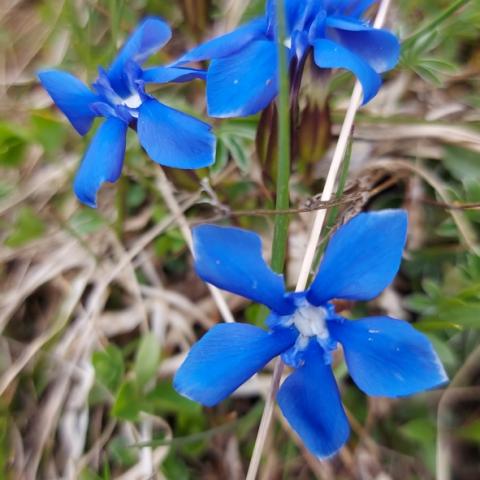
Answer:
xmin=112 ymin=380 xmax=140 ymax=422
xmin=92 ymin=345 xmax=124 ymax=393
xmin=154 ymin=228 xmax=185 ymax=258
xmin=0 ymin=416 xmax=9 ymax=475
xmin=420 ymin=58 xmax=457 ymax=72
xmin=126 ymin=183 xmax=147 ymax=210
xmin=0 ymin=181 xmax=13 ymax=200
xmin=465 ymin=254 xmax=480 ymax=281
xmin=101 ymin=459 xmax=111 ymax=480
xmin=422 ymin=279 xmax=442 ymax=299
xmin=413 ymin=65 xmax=443 ymax=86
xmin=79 ymin=469 xmax=103 ymax=480
xmin=134 ymin=333 xmax=161 ymax=389
xmin=162 ymin=454 xmax=192 ymax=480
xmin=464 ymin=179 xmax=480 ymax=214
xmin=244 ymin=303 xmax=267 ymax=327
xmin=30 ymin=112 xmax=67 ymax=154
xmin=216 ymin=118 xmax=257 ymax=140
xmin=435 ymin=218 xmax=459 ymax=239
xmin=424 ymin=298 xmax=480 ymax=329
xmin=427 ymin=335 xmax=458 ymax=367
xmin=108 ymin=435 xmax=138 ymax=467
xmin=443 ymin=146 xmax=480 ymax=183
xmin=5 ymin=207 xmax=45 ymax=247
xmin=222 ymin=135 xmax=250 ymax=173
xmin=0 ymin=122 xmax=29 ymax=167
xmin=210 ymin=138 xmax=228 ymax=175
xmin=459 ymin=419 xmax=480 ymax=443
xmin=400 ymin=418 xmax=436 ymax=443
xmin=416 ymin=320 xmax=463 ymax=332
xmin=405 ymin=294 xmax=436 ymax=314
xmin=144 ymin=380 xmax=202 ymax=417
xmin=68 ymin=209 xmax=106 ymax=236
xmin=143 ymin=380 xmax=206 ymax=439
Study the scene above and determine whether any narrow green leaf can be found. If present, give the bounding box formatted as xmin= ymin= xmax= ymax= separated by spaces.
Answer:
xmin=134 ymin=333 xmax=161 ymax=389
xmin=92 ymin=345 xmax=124 ymax=393
xmin=112 ymin=380 xmax=140 ymax=422
xmin=5 ymin=207 xmax=45 ymax=247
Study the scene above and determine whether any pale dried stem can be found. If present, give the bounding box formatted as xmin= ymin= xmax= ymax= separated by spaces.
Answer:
xmin=245 ymin=356 xmax=284 ymax=480
xmin=222 ymin=0 xmax=250 ymax=31
xmin=296 ymin=0 xmax=391 ymax=292
xmin=246 ymin=2 xmax=393 ymax=478
xmin=156 ymin=168 xmax=235 ymax=323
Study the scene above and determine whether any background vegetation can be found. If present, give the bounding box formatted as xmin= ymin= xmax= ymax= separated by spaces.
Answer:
xmin=1 ymin=0 xmax=479 ymax=478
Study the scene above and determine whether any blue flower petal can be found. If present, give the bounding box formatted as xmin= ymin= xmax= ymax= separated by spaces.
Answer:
xmin=345 ymin=0 xmax=377 ymax=17
xmin=174 ymin=18 xmax=267 ymax=66
xmin=108 ymin=17 xmax=172 ymax=96
xmin=142 ymin=66 xmax=206 ymax=83
xmin=207 ymin=40 xmax=281 ymax=117
xmin=312 ymin=38 xmax=381 ymax=104
xmin=326 ymin=17 xmax=400 ymax=73
xmin=277 ymin=342 xmax=350 ymax=459
xmin=38 ymin=69 xmax=98 ymax=135
xmin=325 ymin=15 xmax=369 ymax=31
xmin=308 ymin=10 xmax=327 ymax=42
xmin=192 ymin=225 xmax=295 ymax=314
xmin=266 ymin=0 xmax=313 ymax=35
xmin=308 ymin=210 xmax=407 ymax=305
xmin=73 ymin=117 xmax=128 ymax=207
xmin=174 ymin=323 xmax=296 ymax=407
xmin=330 ymin=316 xmax=448 ymax=397
xmin=137 ymin=99 xmax=215 ymax=169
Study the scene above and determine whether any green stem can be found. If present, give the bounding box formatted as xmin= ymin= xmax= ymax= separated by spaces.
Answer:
xmin=109 ymin=0 xmax=125 ymax=54
xmin=270 ymin=0 xmax=291 ymax=274
xmin=403 ymin=0 xmax=470 ymax=49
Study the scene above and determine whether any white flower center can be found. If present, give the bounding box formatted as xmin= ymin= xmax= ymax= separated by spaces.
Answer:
xmin=123 ymin=93 xmax=142 ymax=109
xmin=291 ymin=304 xmax=329 ymax=340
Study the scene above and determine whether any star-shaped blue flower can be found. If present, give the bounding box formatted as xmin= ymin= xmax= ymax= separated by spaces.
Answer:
xmin=38 ymin=17 xmax=215 ymax=207
xmin=174 ymin=0 xmax=400 ymax=117
xmin=174 ymin=210 xmax=448 ymax=458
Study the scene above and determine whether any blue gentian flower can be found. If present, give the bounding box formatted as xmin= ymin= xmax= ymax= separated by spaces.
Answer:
xmin=173 ymin=0 xmax=400 ymax=117
xmin=38 ymin=17 xmax=215 ymax=207
xmin=174 ymin=210 xmax=448 ymax=458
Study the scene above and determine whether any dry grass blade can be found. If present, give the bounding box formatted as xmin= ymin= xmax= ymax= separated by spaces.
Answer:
xmin=0 ymin=266 xmax=94 ymax=396
xmin=0 ymin=0 xmax=65 ymax=88
xmin=22 ymin=355 xmax=78 ymax=478
xmin=0 ymin=156 xmax=76 ymax=216
xmin=369 ymin=158 xmax=480 ymax=255
xmin=156 ymin=168 xmax=235 ymax=324
xmin=0 ymin=240 xmax=90 ymax=333
xmin=353 ymin=124 xmax=480 ymax=153
xmin=222 ymin=0 xmax=250 ymax=30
